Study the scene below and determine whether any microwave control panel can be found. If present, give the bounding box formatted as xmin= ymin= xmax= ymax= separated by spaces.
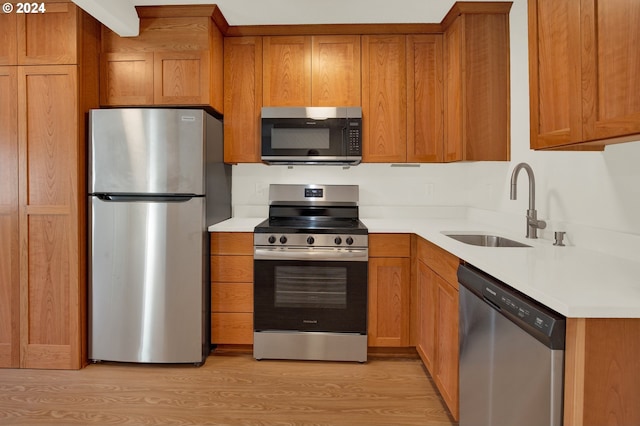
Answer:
xmin=347 ymin=120 xmax=362 ymax=155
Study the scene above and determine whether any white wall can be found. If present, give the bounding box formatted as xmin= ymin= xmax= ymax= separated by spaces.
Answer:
xmin=231 ymin=0 xmax=640 ymax=242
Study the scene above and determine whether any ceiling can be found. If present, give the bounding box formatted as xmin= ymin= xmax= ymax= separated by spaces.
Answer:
xmin=71 ymin=0 xmax=469 ymax=36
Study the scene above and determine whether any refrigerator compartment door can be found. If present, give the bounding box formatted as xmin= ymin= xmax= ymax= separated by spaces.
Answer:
xmin=89 ymin=196 xmax=206 ymax=364
xmin=89 ymin=108 xmax=206 ymax=195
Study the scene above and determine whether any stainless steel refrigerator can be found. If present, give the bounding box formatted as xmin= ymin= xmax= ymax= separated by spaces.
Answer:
xmin=88 ymin=108 xmax=230 ymax=364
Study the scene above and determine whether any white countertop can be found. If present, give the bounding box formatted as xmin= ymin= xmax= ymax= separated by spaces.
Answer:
xmin=209 ymin=216 xmax=640 ymax=318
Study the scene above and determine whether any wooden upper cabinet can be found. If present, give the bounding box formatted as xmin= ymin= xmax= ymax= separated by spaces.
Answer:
xmin=362 ymin=35 xmax=407 ymax=163
xmin=17 ymin=1 xmax=78 ymax=65
xmin=224 ymin=37 xmax=263 ymax=163
xmin=263 ymin=36 xmax=311 ymax=106
xmin=263 ymin=35 xmax=360 ymax=107
xmin=154 ymin=51 xmax=211 ymax=105
xmin=0 ymin=1 xmax=79 ymax=66
xmin=100 ymin=7 xmax=224 ymax=112
xmin=407 ymin=34 xmax=444 ymax=162
xmin=0 ymin=9 xmax=17 ymax=65
xmin=443 ymin=5 xmax=511 ymax=161
xmin=100 ymin=53 xmax=154 ymax=105
xmin=529 ymin=0 xmax=640 ymax=149
xmin=312 ymin=35 xmax=361 ymax=106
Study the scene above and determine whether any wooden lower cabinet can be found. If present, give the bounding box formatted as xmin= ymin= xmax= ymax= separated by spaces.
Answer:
xmin=210 ymin=232 xmax=254 ymax=345
xmin=416 ymin=236 xmax=459 ymax=421
xmin=564 ymin=318 xmax=640 ymax=426
xmin=368 ymin=234 xmax=411 ymax=347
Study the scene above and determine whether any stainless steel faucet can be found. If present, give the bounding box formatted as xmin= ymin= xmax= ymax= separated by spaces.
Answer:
xmin=510 ymin=162 xmax=546 ymax=238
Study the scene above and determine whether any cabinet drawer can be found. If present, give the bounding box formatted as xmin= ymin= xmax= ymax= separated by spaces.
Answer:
xmin=211 ymin=255 xmax=253 ymax=283
xmin=210 ymin=232 xmax=254 ymax=255
xmin=211 ymin=282 xmax=253 ymax=313
xmin=417 ymin=237 xmax=459 ymax=288
xmin=369 ymin=233 xmax=411 ymax=257
xmin=211 ymin=313 xmax=253 ymax=344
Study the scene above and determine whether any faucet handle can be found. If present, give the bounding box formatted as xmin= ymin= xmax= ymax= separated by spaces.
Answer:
xmin=527 ymin=217 xmax=546 ymax=229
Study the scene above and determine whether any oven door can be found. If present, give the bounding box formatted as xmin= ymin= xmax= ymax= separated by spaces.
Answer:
xmin=253 ymin=247 xmax=368 ymax=334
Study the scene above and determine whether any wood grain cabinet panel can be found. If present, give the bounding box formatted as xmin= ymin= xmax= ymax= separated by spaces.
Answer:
xmin=415 ymin=236 xmax=459 ymax=421
xmin=223 ymin=37 xmax=263 ymax=163
xmin=17 ymin=1 xmax=78 ymax=65
xmin=407 ymin=34 xmax=444 ymax=163
xmin=0 ymin=67 xmax=19 ymax=368
xmin=154 ymin=51 xmax=210 ymax=105
xmin=0 ymin=9 xmax=17 ymax=65
xmin=416 ymin=261 xmax=436 ymax=373
xmin=311 ymin=35 xmax=361 ymax=106
xmin=100 ymin=53 xmax=154 ymax=106
xmin=564 ymin=318 xmax=640 ymax=426
xmin=210 ymin=232 xmax=254 ymax=345
xmin=443 ymin=5 xmax=511 ymax=161
xmin=362 ymin=35 xmax=407 ymax=163
xmin=18 ymin=65 xmax=84 ymax=369
xmin=368 ymin=234 xmax=411 ymax=347
xmin=263 ymin=36 xmax=311 ymax=106
xmin=529 ymin=0 xmax=640 ymax=149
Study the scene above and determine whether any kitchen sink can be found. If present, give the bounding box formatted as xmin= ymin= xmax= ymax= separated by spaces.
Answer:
xmin=444 ymin=233 xmax=531 ymax=248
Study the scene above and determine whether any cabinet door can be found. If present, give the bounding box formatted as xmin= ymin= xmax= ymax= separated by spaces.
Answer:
xmin=154 ymin=51 xmax=210 ymax=105
xmin=434 ymin=274 xmax=459 ymax=420
xmin=312 ymin=35 xmax=361 ymax=106
xmin=444 ymin=11 xmax=510 ymax=161
xmin=17 ymin=1 xmax=78 ymax=65
xmin=362 ymin=35 xmax=407 ymax=163
xmin=368 ymin=257 xmax=411 ymax=347
xmin=0 ymin=9 xmax=17 ymax=65
xmin=416 ymin=261 xmax=436 ymax=373
xmin=18 ymin=65 xmax=81 ymax=369
xmin=100 ymin=52 xmax=154 ymax=106
xmin=263 ymin=36 xmax=311 ymax=106
xmin=582 ymin=0 xmax=640 ymax=142
xmin=528 ymin=0 xmax=583 ymax=148
xmin=223 ymin=37 xmax=262 ymax=163
xmin=0 ymin=67 xmax=19 ymax=368
xmin=407 ymin=34 xmax=444 ymax=162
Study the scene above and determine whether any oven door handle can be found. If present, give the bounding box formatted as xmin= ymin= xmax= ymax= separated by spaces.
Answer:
xmin=254 ymin=247 xmax=368 ymax=262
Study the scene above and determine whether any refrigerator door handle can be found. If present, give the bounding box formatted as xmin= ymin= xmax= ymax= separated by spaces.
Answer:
xmin=95 ymin=194 xmax=199 ymax=203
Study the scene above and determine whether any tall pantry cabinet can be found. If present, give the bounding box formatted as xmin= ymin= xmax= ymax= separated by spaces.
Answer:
xmin=0 ymin=1 xmax=100 ymax=369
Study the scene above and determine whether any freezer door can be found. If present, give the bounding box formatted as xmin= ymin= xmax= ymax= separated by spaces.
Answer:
xmin=89 ymin=196 xmax=206 ymax=364
xmin=89 ymin=108 xmax=205 ymax=195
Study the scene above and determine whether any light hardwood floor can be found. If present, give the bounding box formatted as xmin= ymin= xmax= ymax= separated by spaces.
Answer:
xmin=0 ymin=349 xmax=457 ymax=425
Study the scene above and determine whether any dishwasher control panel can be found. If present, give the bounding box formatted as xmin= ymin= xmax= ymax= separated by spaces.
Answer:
xmin=458 ymin=263 xmax=565 ymax=349
xmin=482 ymin=284 xmax=557 ymax=337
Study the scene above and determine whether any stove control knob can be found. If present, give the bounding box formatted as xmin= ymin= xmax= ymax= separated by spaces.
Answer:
xmin=279 ymin=235 xmax=288 ymax=244
xmin=307 ymin=236 xmax=315 ymax=245
xmin=334 ymin=236 xmax=342 ymax=245
xmin=268 ymin=235 xmax=276 ymax=244
xmin=346 ymin=237 xmax=354 ymax=245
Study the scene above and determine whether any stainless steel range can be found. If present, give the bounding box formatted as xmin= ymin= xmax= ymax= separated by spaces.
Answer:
xmin=253 ymin=184 xmax=368 ymax=362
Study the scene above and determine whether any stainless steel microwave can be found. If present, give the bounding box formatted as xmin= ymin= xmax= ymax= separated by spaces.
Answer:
xmin=261 ymin=106 xmax=362 ymax=165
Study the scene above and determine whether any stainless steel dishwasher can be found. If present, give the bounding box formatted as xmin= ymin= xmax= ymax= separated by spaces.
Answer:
xmin=458 ymin=264 xmax=565 ymax=426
